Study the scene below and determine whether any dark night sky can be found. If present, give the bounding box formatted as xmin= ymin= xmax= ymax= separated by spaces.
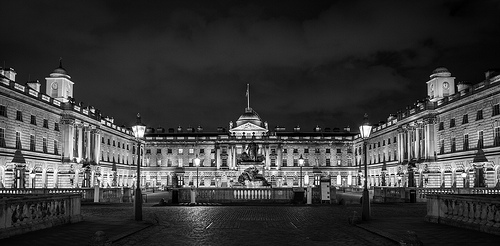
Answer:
xmin=1 ymin=0 xmax=499 ymax=131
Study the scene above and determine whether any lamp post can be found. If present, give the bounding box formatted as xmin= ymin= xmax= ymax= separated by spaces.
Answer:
xmin=132 ymin=113 xmax=146 ymax=221
xmin=194 ymin=155 xmax=200 ymax=188
xmin=359 ymin=113 xmax=372 ymax=221
xmin=298 ymin=155 xmax=304 ymax=187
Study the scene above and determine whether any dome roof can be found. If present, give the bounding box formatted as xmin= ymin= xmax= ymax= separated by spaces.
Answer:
xmin=236 ymin=108 xmax=263 ymax=127
xmin=49 ymin=59 xmax=71 ymax=78
xmin=52 ymin=66 xmax=68 ymax=75
xmin=430 ymin=67 xmax=451 ymax=78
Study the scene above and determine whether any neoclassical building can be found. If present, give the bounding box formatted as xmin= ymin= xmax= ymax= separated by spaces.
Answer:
xmin=1 ymin=62 xmax=499 ymax=189
xmin=354 ymin=67 xmax=500 ymax=188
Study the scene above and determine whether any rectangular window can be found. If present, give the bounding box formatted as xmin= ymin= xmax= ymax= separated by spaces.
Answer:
xmin=16 ymin=132 xmax=22 ymax=149
xmin=283 ymin=148 xmax=287 ymax=153
xmin=102 ymin=137 xmax=105 ymax=143
xmin=282 ymin=159 xmax=287 ymax=167
xmin=16 ymin=110 xmax=23 ymax=121
xmin=326 ymin=158 xmax=331 ymax=166
xmin=146 ymin=149 xmax=151 ymax=154
xmin=293 ymin=149 xmax=298 ymax=154
xmin=476 ymin=110 xmax=483 ymax=121
xmin=394 ymin=137 xmax=397 ymax=143
xmin=478 ymin=131 xmax=484 ymax=149
xmin=293 ymin=158 xmax=298 ymax=166
xmin=118 ymin=142 xmax=121 ymax=148
xmin=388 ymin=138 xmax=391 ymax=144
xmin=438 ymin=122 xmax=444 ymax=131
xmin=107 ymin=139 xmax=110 ymax=145
xmin=43 ymin=119 xmax=48 ymax=128
xmin=189 ymin=148 xmax=194 ymax=154
xmin=157 ymin=149 xmax=162 ymax=154
xmin=270 ymin=159 xmax=276 ymax=167
xmin=304 ymin=148 xmax=309 ymax=154
xmin=440 ymin=139 xmax=444 ymax=154
xmin=325 ymin=148 xmax=330 ymax=154
xmin=450 ymin=119 xmax=455 ymax=128
xmin=383 ymin=140 xmax=386 ymax=146
xmin=127 ymin=144 xmax=129 ymax=150
xmin=167 ymin=148 xmax=172 ymax=154
xmin=0 ymin=105 xmax=6 ymax=117
xmin=337 ymin=148 xmax=342 ymax=154
xmin=178 ymin=149 xmax=183 ymax=154
xmin=378 ymin=142 xmax=381 ymax=147
xmin=0 ymin=128 xmax=5 ymax=147
xmin=314 ymin=148 xmax=320 ymax=154
xmin=113 ymin=140 xmax=115 ymax=146
xmin=30 ymin=115 xmax=37 ymax=125
xmin=451 ymin=138 xmax=456 ymax=153
xmin=200 ymin=149 xmax=204 ymax=154
xmin=54 ymin=140 xmax=59 ymax=155
xmin=43 ymin=137 xmax=48 ymax=153
xmin=495 ymin=127 xmax=500 ymax=146
xmin=493 ymin=104 xmax=500 ymax=116
xmin=462 ymin=114 xmax=469 ymax=124
xmin=30 ymin=135 xmax=36 ymax=151
xmin=463 ymin=134 xmax=469 ymax=151
xmin=54 ymin=122 xmax=59 ymax=131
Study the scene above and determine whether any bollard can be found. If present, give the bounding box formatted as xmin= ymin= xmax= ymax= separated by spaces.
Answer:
xmin=306 ymin=186 xmax=312 ymax=205
xmin=190 ymin=187 xmax=196 ymax=205
xmin=89 ymin=231 xmax=111 ymax=246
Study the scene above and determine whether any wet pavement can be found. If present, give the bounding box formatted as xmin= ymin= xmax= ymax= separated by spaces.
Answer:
xmin=1 ymin=191 xmax=499 ymax=246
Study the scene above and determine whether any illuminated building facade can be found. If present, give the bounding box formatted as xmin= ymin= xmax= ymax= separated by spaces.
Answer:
xmin=1 ymin=62 xmax=499 ymax=189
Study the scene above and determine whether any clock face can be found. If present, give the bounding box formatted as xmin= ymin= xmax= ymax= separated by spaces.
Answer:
xmin=443 ymin=82 xmax=449 ymax=89
xmin=51 ymin=82 xmax=58 ymax=90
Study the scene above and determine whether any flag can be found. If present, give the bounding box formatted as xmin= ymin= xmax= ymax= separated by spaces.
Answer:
xmin=246 ymin=84 xmax=249 ymax=97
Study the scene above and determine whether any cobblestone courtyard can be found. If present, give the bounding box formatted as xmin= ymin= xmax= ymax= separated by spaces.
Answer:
xmin=84 ymin=205 xmax=398 ymax=246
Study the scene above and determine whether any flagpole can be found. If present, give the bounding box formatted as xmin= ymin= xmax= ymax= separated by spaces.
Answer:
xmin=246 ymin=84 xmax=250 ymax=109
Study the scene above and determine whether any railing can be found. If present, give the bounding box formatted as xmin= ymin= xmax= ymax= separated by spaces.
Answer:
xmin=173 ymin=187 xmax=336 ymax=204
xmin=0 ymin=194 xmax=82 ymax=239
xmin=426 ymin=194 xmax=500 ymax=235
xmin=0 ymin=187 xmax=131 ymax=203
xmin=177 ymin=188 xmax=298 ymax=203
xmin=372 ymin=187 xmax=500 ymax=203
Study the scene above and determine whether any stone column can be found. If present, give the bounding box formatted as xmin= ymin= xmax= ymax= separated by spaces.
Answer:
xmin=415 ymin=126 xmax=420 ymax=160
xmin=77 ymin=125 xmax=83 ymax=160
xmin=94 ymin=130 xmax=101 ymax=164
xmin=60 ymin=118 xmax=75 ymax=162
xmin=216 ymin=147 xmax=221 ymax=169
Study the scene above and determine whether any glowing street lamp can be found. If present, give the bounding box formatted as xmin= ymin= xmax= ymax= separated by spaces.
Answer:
xmin=298 ymin=155 xmax=305 ymax=187
xmin=194 ymin=155 xmax=201 ymax=188
xmin=359 ymin=113 xmax=372 ymax=221
xmin=132 ymin=113 xmax=146 ymax=221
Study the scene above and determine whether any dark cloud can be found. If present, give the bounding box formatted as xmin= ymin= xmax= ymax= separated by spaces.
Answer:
xmin=1 ymin=0 xmax=499 ymax=130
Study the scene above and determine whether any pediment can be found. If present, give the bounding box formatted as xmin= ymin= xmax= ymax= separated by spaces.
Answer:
xmin=229 ymin=122 xmax=268 ymax=133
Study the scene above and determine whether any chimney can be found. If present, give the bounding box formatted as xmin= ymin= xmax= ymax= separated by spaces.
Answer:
xmin=27 ymin=80 xmax=41 ymax=92
xmin=2 ymin=67 xmax=16 ymax=81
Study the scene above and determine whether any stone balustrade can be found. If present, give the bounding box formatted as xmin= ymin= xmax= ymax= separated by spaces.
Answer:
xmin=0 ymin=187 xmax=131 ymax=203
xmin=178 ymin=188 xmax=296 ymax=203
xmin=0 ymin=194 xmax=82 ymax=239
xmin=373 ymin=187 xmax=500 ymax=203
xmin=426 ymin=194 xmax=500 ymax=235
